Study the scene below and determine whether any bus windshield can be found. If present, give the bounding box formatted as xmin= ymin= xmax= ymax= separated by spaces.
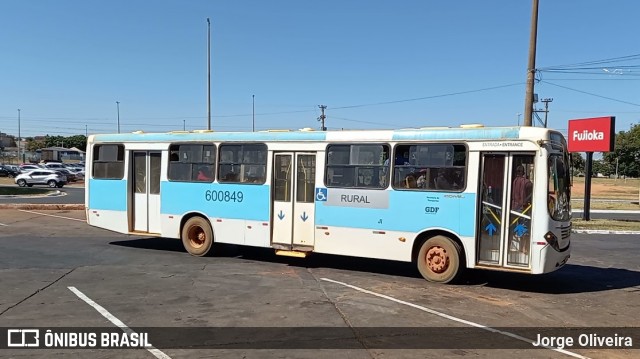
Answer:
xmin=548 ymin=153 xmax=571 ymax=221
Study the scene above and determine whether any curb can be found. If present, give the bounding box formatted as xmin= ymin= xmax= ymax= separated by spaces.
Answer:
xmin=0 ymin=204 xmax=85 ymax=210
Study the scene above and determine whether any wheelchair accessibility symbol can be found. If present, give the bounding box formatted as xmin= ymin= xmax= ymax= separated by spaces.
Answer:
xmin=315 ymin=188 xmax=328 ymax=202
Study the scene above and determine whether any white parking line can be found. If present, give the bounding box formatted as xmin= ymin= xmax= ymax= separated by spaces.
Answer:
xmin=320 ymin=278 xmax=589 ymax=359
xmin=68 ymin=286 xmax=172 ymax=359
xmin=19 ymin=209 xmax=85 ymax=222
xmin=0 ymin=222 xmax=7 ymax=226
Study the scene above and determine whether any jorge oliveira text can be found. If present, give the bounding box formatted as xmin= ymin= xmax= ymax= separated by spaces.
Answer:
xmin=533 ymin=332 xmax=633 ymax=349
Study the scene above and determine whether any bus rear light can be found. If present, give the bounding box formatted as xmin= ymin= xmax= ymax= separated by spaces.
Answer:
xmin=535 ymin=241 xmax=547 ymax=246
xmin=544 ymin=231 xmax=560 ymax=251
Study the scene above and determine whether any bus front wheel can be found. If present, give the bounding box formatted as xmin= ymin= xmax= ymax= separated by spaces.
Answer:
xmin=181 ymin=217 xmax=214 ymax=256
xmin=416 ymin=235 xmax=462 ymax=283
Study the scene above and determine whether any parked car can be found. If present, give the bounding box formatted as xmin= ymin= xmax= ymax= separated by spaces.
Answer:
xmin=0 ymin=165 xmax=20 ymax=178
xmin=41 ymin=162 xmax=67 ymax=170
xmin=15 ymin=169 xmax=67 ymax=188
xmin=4 ymin=165 xmax=21 ymax=173
xmin=19 ymin=164 xmax=43 ymax=172
xmin=55 ymin=168 xmax=77 ymax=182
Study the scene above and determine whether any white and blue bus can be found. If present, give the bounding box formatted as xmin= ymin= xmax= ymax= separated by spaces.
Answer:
xmin=85 ymin=125 xmax=571 ymax=283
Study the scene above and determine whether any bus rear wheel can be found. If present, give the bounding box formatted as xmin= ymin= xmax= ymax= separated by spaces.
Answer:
xmin=416 ymin=235 xmax=462 ymax=283
xmin=181 ymin=217 xmax=214 ymax=256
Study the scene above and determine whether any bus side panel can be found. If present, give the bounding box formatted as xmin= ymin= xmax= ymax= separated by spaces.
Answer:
xmin=86 ymin=178 xmax=129 ymax=234
xmin=160 ymin=182 xmax=271 ymax=246
xmin=313 ymin=191 xmax=477 ymax=262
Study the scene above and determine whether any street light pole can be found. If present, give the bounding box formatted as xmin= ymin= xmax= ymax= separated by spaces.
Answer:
xmin=17 ymin=109 xmax=21 ymax=163
xmin=252 ymin=94 xmax=255 ymax=132
xmin=116 ymin=101 xmax=120 ymax=133
xmin=517 ymin=113 xmax=522 ymax=126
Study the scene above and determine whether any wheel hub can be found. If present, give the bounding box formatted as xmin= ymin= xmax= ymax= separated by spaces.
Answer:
xmin=189 ymin=227 xmax=205 ymax=248
xmin=426 ymin=246 xmax=449 ymax=273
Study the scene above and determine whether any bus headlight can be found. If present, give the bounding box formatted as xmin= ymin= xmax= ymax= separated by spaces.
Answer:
xmin=544 ymin=231 xmax=560 ymax=251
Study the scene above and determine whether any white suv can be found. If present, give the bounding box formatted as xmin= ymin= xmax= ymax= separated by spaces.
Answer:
xmin=15 ymin=169 xmax=67 ymax=188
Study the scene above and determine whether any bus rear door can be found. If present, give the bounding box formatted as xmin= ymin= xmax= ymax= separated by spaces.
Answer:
xmin=271 ymin=152 xmax=317 ymax=251
xmin=131 ymin=151 xmax=162 ymax=234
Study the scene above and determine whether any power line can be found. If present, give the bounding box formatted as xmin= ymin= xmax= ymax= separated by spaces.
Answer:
xmin=331 ymin=82 xmax=524 ymax=110
xmin=538 ymin=53 xmax=640 ymax=71
xmin=540 ymin=80 xmax=640 ymax=107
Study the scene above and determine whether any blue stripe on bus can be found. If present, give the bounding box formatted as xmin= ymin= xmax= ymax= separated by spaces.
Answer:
xmin=93 ymin=131 xmax=327 ymax=143
xmin=161 ymin=182 xmax=270 ymax=221
xmin=392 ymin=128 xmax=520 ymax=141
xmin=88 ymin=179 xmax=128 ymax=211
xmin=315 ymin=191 xmax=477 ymax=236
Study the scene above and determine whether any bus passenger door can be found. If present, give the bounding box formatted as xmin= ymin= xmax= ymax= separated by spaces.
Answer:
xmin=131 ymin=151 xmax=162 ymax=234
xmin=271 ymin=152 xmax=317 ymax=250
xmin=476 ymin=152 xmax=535 ymax=269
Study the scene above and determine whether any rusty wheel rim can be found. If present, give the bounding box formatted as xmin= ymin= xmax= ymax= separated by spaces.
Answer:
xmin=188 ymin=226 xmax=206 ymax=249
xmin=425 ymin=246 xmax=449 ymax=273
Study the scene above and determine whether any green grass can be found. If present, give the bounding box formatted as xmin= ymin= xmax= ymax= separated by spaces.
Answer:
xmin=572 ymin=219 xmax=640 ymax=231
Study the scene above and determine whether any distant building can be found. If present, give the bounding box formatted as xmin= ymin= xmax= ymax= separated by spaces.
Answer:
xmin=37 ymin=146 xmax=85 ymax=162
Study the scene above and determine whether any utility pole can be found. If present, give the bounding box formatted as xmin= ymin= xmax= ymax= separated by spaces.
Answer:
xmin=541 ymin=98 xmax=553 ymax=127
xmin=207 ymin=18 xmax=212 ymax=130
xmin=318 ymin=105 xmax=327 ymax=131
xmin=85 ymin=124 xmax=88 ymax=137
xmin=523 ymin=0 xmax=539 ymax=126
xmin=252 ymin=94 xmax=255 ymax=132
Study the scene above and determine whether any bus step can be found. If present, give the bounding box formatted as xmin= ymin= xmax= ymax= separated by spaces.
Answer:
xmin=275 ymin=250 xmax=308 ymax=258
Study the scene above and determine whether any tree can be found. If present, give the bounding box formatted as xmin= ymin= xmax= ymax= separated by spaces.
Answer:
xmin=592 ymin=159 xmax=611 ymax=177
xmin=41 ymin=135 xmax=87 ymax=151
xmin=65 ymin=135 xmax=87 ymax=151
xmin=603 ymin=123 xmax=640 ymax=178
xmin=26 ymin=138 xmax=46 ymax=152
xmin=570 ymin=152 xmax=585 ymax=175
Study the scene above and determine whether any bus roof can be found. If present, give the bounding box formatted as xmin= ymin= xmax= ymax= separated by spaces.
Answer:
xmin=89 ymin=126 xmax=560 ymax=143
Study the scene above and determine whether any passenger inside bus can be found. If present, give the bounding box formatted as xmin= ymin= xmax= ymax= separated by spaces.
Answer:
xmin=405 ymin=174 xmax=417 ymax=188
xmin=197 ymin=167 xmax=212 ymax=181
xmin=434 ymin=168 xmax=452 ymax=190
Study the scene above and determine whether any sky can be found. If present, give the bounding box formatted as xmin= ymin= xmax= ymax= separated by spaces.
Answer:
xmin=1 ymin=0 xmax=639 ymax=139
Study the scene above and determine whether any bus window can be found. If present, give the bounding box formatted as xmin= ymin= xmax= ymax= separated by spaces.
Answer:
xmin=325 ymin=144 xmax=389 ymax=189
xmin=167 ymin=144 xmax=215 ymax=182
xmin=218 ymin=144 xmax=267 ymax=184
xmin=93 ymin=144 xmax=125 ymax=179
xmin=392 ymin=144 xmax=466 ymax=191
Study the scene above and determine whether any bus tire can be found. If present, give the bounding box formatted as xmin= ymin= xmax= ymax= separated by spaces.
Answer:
xmin=416 ymin=235 xmax=462 ymax=283
xmin=181 ymin=217 xmax=214 ymax=256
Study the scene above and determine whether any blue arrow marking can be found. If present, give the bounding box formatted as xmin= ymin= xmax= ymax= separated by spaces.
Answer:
xmin=300 ymin=212 xmax=308 ymax=222
xmin=514 ymin=223 xmax=528 ymax=237
xmin=277 ymin=210 xmax=285 ymax=220
xmin=485 ymin=222 xmax=497 ymax=236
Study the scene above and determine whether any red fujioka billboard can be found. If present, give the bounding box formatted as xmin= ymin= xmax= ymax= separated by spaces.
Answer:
xmin=567 ymin=116 xmax=615 ymax=152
